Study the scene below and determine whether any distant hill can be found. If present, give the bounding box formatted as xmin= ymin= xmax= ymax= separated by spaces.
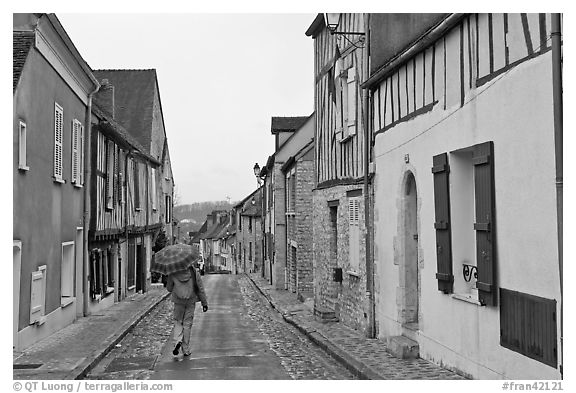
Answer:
xmin=174 ymin=201 xmax=236 ymax=234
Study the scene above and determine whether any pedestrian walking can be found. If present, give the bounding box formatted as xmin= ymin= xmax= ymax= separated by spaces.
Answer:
xmin=150 ymin=244 xmax=209 ymax=357
xmin=166 ymin=265 xmax=208 ymax=356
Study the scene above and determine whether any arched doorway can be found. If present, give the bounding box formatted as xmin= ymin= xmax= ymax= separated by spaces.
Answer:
xmin=402 ymin=172 xmax=419 ymax=329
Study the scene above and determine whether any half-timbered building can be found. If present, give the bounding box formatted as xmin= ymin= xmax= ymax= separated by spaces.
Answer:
xmin=364 ymin=13 xmax=562 ymax=379
xmin=305 ymin=14 xmax=373 ymax=333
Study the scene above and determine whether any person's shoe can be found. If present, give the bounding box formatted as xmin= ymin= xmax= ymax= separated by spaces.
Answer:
xmin=183 ymin=351 xmax=192 ymax=356
xmin=172 ymin=342 xmax=182 ymax=356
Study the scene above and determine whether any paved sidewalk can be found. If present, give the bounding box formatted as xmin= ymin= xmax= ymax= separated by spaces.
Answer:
xmin=13 ymin=285 xmax=170 ymax=380
xmin=246 ymin=273 xmax=466 ymax=380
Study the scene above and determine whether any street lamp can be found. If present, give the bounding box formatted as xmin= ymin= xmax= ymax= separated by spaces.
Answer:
xmin=253 ymin=163 xmax=262 ymax=186
xmin=325 ymin=13 xmax=341 ymax=33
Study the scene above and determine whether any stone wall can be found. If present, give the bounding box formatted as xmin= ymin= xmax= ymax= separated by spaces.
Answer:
xmin=312 ymin=183 xmax=368 ymax=332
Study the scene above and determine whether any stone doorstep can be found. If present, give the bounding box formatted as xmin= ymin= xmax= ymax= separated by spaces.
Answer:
xmin=313 ymin=306 xmax=339 ymax=323
xmin=386 ymin=335 xmax=420 ymax=359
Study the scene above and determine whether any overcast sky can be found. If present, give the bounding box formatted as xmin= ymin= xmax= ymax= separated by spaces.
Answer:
xmin=57 ymin=13 xmax=315 ymax=205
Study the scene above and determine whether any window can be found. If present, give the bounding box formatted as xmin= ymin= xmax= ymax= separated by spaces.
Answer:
xmin=71 ymin=119 xmax=83 ymax=185
xmin=105 ymin=140 xmax=114 ymax=209
xmin=249 ymin=242 xmax=252 ymax=261
xmin=53 ymin=103 xmax=64 ymax=181
xmin=18 ymin=120 xmax=29 ymax=170
xmin=151 ymin=167 xmax=157 ymax=210
xmin=329 ymin=203 xmax=338 ymax=261
xmin=334 ymin=63 xmax=357 ymax=141
xmin=432 ymin=142 xmax=497 ymax=306
xmin=286 ymin=169 xmax=296 ymax=213
xmin=134 ymin=161 xmax=141 ymax=210
xmin=61 ymin=242 xmax=75 ymax=305
xmin=165 ymin=195 xmax=171 ymax=223
xmin=348 ymin=197 xmax=360 ymax=271
xmin=249 ymin=217 xmax=252 ymax=232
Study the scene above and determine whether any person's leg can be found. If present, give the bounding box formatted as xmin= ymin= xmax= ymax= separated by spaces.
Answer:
xmin=181 ymin=302 xmax=196 ymax=355
xmin=172 ymin=302 xmax=185 ymax=354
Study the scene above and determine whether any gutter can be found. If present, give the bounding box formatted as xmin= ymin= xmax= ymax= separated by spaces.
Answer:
xmin=83 ymin=80 xmax=100 ymax=316
xmin=551 ymin=13 xmax=563 ymax=377
xmin=363 ymin=14 xmax=376 ymax=339
xmin=362 ymin=13 xmax=466 ymax=90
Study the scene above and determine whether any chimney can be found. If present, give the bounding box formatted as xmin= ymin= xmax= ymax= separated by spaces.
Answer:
xmin=97 ymin=78 xmax=115 ymax=119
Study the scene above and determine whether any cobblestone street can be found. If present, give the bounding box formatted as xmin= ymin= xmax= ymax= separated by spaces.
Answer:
xmin=85 ymin=275 xmax=355 ymax=380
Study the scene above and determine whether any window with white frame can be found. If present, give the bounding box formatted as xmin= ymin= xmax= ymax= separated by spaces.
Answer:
xmin=18 ymin=120 xmax=29 ymax=170
xmin=53 ymin=103 xmax=64 ymax=181
xmin=61 ymin=242 xmax=75 ymax=305
xmin=71 ymin=119 xmax=84 ymax=185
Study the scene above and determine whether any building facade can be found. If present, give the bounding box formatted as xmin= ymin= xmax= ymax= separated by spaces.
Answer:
xmin=305 ymin=14 xmax=374 ymax=332
xmin=365 ymin=13 xmax=562 ymax=379
xmin=234 ymin=189 xmax=263 ymax=274
xmin=13 ymin=13 xmax=99 ymax=350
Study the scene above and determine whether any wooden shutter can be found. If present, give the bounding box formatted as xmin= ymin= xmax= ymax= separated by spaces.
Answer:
xmin=432 ymin=153 xmax=454 ymax=293
xmin=71 ymin=120 xmax=79 ymax=183
xmin=347 ymin=67 xmax=357 ymax=136
xmin=500 ymin=288 xmax=557 ymax=367
xmin=29 ymin=269 xmax=45 ymax=324
xmin=105 ymin=140 xmax=114 ymax=209
xmin=473 ymin=141 xmax=497 ymax=306
xmin=53 ymin=104 xmax=63 ymax=180
xmin=79 ymin=125 xmax=84 ymax=185
xmin=19 ymin=121 xmax=27 ymax=169
xmin=134 ymin=161 xmax=141 ymax=209
xmin=117 ymin=150 xmax=123 ymax=203
xmin=151 ymin=167 xmax=157 ymax=210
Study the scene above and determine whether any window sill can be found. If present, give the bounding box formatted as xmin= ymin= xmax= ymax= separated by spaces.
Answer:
xmin=135 ymin=208 xmax=142 ymax=212
xmin=285 ymin=212 xmax=296 ymax=217
xmin=73 ymin=183 xmax=83 ymax=188
xmin=346 ymin=270 xmax=360 ymax=278
xmin=60 ymin=297 xmax=75 ymax=308
xmin=127 ymin=285 xmax=136 ymax=291
xmin=53 ymin=177 xmax=65 ymax=184
xmin=451 ymin=293 xmax=483 ymax=306
xmin=18 ymin=165 xmax=30 ymax=171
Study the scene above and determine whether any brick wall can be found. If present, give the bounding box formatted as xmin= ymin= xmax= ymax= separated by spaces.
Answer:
xmin=312 ymin=183 xmax=368 ymax=332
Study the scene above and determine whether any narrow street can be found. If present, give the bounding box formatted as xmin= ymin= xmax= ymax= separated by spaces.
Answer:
xmin=85 ymin=275 xmax=356 ymax=380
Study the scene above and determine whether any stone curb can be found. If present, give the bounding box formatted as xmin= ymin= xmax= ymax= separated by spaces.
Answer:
xmin=71 ymin=290 xmax=171 ymax=380
xmin=245 ymin=274 xmax=383 ymax=380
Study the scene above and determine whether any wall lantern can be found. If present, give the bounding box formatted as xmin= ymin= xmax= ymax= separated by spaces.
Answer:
xmin=324 ymin=13 xmax=366 ymax=36
xmin=253 ymin=163 xmax=262 ymax=187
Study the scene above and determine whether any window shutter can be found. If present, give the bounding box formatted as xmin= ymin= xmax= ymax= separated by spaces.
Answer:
xmin=432 ymin=153 xmax=454 ymax=293
xmin=53 ymin=104 xmax=63 ymax=180
xmin=71 ymin=120 xmax=79 ymax=183
xmin=347 ymin=67 xmax=357 ymax=136
xmin=79 ymin=125 xmax=84 ymax=185
xmin=134 ymin=162 xmax=140 ymax=209
xmin=473 ymin=141 xmax=497 ymax=306
xmin=151 ymin=167 xmax=157 ymax=210
xmin=29 ymin=269 xmax=46 ymax=324
xmin=113 ymin=146 xmax=119 ymax=206
xmin=19 ymin=121 xmax=27 ymax=169
xmin=348 ymin=198 xmax=360 ymax=271
xmin=105 ymin=140 xmax=114 ymax=209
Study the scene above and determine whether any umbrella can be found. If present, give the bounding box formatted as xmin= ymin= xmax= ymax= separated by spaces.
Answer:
xmin=150 ymin=244 xmax=196 ymax=276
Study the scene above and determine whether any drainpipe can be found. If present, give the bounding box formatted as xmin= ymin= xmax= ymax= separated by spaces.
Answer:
xmin=83 ymin=81 xmax=100 ymax=317
xmin=551 ymin=13 xmax=563 ymax=377
xmin=363 ymin=13 xmax=376 ymax=339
